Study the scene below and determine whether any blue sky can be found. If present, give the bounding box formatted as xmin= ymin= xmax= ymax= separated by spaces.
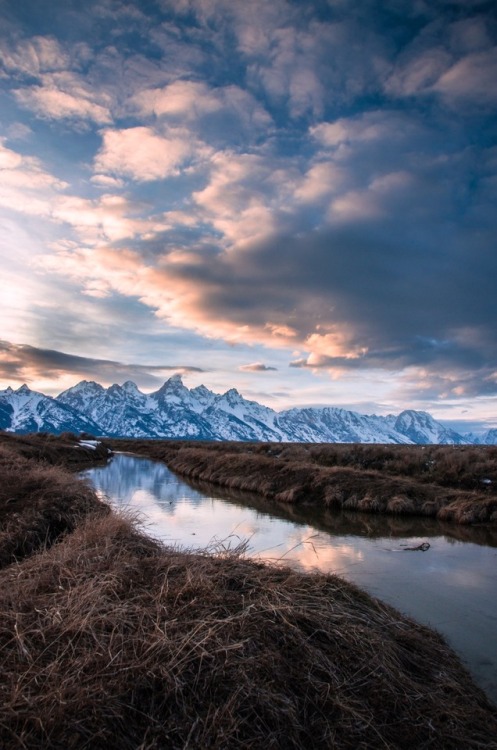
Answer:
xmin=0 ymin=0 xmax=496 ymax=430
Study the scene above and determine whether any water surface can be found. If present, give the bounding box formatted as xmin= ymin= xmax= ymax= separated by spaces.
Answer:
xmin=83 ymin=452 xmax=497 ymax=703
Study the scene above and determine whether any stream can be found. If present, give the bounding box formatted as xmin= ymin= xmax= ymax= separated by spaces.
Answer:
xmin=82 ymin=452 xmax=497 ymax=703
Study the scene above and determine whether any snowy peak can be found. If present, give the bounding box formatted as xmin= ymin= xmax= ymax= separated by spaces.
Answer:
xmin=394 ymin=410 xmax=466 ymax=445
xmin=191 ymin=384 xmax=217 ymax=406
xmin=58 ymin=380 xmax=105 ymax=400
xmin=151 ymin=374 xmax=189 ymax=401
xmin=217 ymin=388 xmax=246 ymax=411
xmin=277 ymin=406 xmax=412 ymax=444
xmin=156 ymin=373 xmax=183 ymax=390
xmin=0 ymin=382 xmax=101 ymax=435
xmin=481 ymin=428 xmax=497 ymax=445
xmin=16 ymin=383 xmax=32 ymax=394
xmin=0 ymin=377 xmax=478 ymax=444
xmin=122 ymin=380 xmax=140 ymax=394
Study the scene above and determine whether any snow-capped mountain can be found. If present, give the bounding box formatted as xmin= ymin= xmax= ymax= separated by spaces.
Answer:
xmin=59 ymin=380 xmax=158 ymax=438
xmin=204 ymin=388 xmax=284 ymax=442
xmin=0 ymin=384 xmax=101 ymax=435
xmin=276 ymin=407 xmax=413 ymax=444
xmin=0 ymin=376 xmax=484 ymax=444
xmin=392 ymin=410 xmax=468 ymax=445
xmin=479 ymin=428 xmax=497 ymax=445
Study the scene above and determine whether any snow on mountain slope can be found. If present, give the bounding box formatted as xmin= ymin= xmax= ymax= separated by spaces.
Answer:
xmin=59 ymin=380 xmax=161 ymax=438
xmin=190 ymin=384 xmax=217 ymax=410
xmin=277 ymin=407 xmax=413 ymax=444
xmin=480 ymin=428 xmax=497 ymax=445
xmin=0 ymin=376 xmax=476 ymax=444
xmin=206 ymin=388 xmax=285 ymax=441
xmin=393 ymin=410 xmax=467 ymax=445
xmin=0 ymin=384 xmax=101 ymax=435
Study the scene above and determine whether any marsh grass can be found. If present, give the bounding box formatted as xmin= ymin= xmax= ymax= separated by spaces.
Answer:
xmin=110 ymin=440 xmax=497 ymax=524
xmin=2 ymin=433 xmax=497 ymax=748
xmin=2 ymin=510 xmax=497 ymax=749
xmin=0 ymin=434 xmax=109 ymax=567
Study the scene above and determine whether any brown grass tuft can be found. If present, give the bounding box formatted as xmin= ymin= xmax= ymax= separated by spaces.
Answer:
xmin=0 ymin=440 xmax=109 ymax=568
xmin=1 ymin=511 xmax=496 ymax=749
xmin=1 ymin=434 xmax=496 ymax=748
xmin=0 ymin=431 xmax=111 ymax=467
xmin=108 ymin=439 xmax=497 ymax=525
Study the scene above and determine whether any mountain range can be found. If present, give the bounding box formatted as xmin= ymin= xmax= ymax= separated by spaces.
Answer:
xmin=0 ymin=376 xmax=494 ymax=445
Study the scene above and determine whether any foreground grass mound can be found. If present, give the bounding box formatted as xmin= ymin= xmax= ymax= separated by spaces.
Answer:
xmin=112 ymin=440 xmax=497 ymax=525
xmin=1 ymin=434 xmax=496 ymax=748
xmin=0 ymin=441 xmax=108 ymax=568
xmin=1 ymin=514 xmax=497 ymax=749
xmin=0 ymin=431 xmax=111 ymax=467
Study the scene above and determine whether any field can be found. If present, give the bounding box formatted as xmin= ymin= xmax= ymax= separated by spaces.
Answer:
xmin=1 ymin=432 xmax=497 ymax=749
xmin=109 ymin=439 xmax=497 ymax=524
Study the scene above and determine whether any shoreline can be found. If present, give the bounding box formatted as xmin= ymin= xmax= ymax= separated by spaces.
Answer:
xmin=1 ymin=432 xmax=497 ymax=748
xmin=108 ymin=439 xmax=497 ymax=525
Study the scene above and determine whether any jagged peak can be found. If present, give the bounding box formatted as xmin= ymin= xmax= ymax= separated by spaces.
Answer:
xmin=107 ymin=383 xmax=123 ymax=393
xmin=59 ymin=380 xmax=104 ymax=396
xmin=222 ymin=387 xmax=243 ymax=399
xmin=151 ymin=374 xmax=189 ymax=399
xmin=192 ymin=384 xmax=214 ymax=395
xmin=122 ymin=380 xmax=140 ymax=393
xmin=16 ymin=383 xmax=32 ymax=394
xmin=160 ymin=374 xmax=185 ymax=389
xmin=397 ymin=409 xmax=432 ymax=419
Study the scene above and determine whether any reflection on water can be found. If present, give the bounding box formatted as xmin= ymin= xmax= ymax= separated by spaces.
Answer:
xmin=82 ymin=452 xmax=497 ymax=704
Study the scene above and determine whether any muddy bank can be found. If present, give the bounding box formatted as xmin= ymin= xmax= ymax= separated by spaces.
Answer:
xmin=1 ymin=435 xmax=496 ymax=748
xmin=110 ymin=439 xmax=497 ymax=525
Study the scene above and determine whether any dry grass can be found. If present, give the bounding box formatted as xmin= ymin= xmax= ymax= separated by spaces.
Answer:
xmin=0 ymin=431 xmax=111 ymax=467
xmin=1 ymin=511 xmax=497 ymax=749
xmin=0 ymin=435 xmax=109 ymax=568
xmin=110 ymin=440 xmax=497 ymax=525
xmin=1 ymin=435 xmax=497 ymax=748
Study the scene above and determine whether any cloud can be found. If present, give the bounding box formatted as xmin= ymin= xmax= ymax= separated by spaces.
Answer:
xmin=192 ymin=150 xmax=298 ymax=245
xmin=0 ymin=139 xmax=67 ymax=216
xmin=50 ymin=193 xmax=171 ymax=245
xmin=2 ymin=0 xmax=497 ymax=410
xmin=2 ymin=36 xmax=110 ymax=125
xmin=94 ymin=126 xmax=211 ymax=181
xmin=0 ymin=340 xmax=204 ymax=391
xmin=0 ymin=35 xmax=73 ymax=76
xmin=14 ymin=74 xmax=112 ymax=124
xmin=239 ymin=362 xmax=277 ymax=372
xmin=36 ymin=103 xmax=497 ymax=400
xmin=173 ymin=0 xmax=390 ymax=118
xmin=132 ymin=79 xmax=272 ymax=146
xmin=293 ymin=162 xmax=346 ymax=204
xmin=90 ymin=174 xmax=125 ymax=189
xmin=433 ymin=47 xmax=497 ymax=104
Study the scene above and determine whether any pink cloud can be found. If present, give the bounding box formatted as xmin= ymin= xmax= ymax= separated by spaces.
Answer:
xmin=0 ymin=36 xmax=71 ymax=76
xmin=94 ymin=126 xmax=211 ymax=181
xmin=0 ymin=140 xmax=67 ymax=217
xmin=14 ymin=71 xmax=112 ymax=124
xmin=239 ymin=362 xmax=277 ymax=372
xmin=433 ymin=48 xmax=497 ymax=103
xmin=50 ymin=194 xmax=170 ymax=244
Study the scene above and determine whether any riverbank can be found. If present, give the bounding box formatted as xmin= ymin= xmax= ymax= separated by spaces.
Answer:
xmin=1 ymin=433 xmax=497 ymax=748
xmin=0 ymin=433 xmax=111 ymax=568
xmin=110 ymin=439 xmax=497 ymax=524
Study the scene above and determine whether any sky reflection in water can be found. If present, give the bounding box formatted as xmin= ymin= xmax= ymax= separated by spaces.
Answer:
xmin=83 ymin=453 xmax=497 ymax=703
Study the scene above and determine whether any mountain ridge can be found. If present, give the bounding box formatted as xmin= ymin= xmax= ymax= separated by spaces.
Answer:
xmin=0 ymin=378 xmax=494 ymax=445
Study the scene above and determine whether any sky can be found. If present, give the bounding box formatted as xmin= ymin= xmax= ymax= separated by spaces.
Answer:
xmin=0 ymin=0 xmax=496 ymax=431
